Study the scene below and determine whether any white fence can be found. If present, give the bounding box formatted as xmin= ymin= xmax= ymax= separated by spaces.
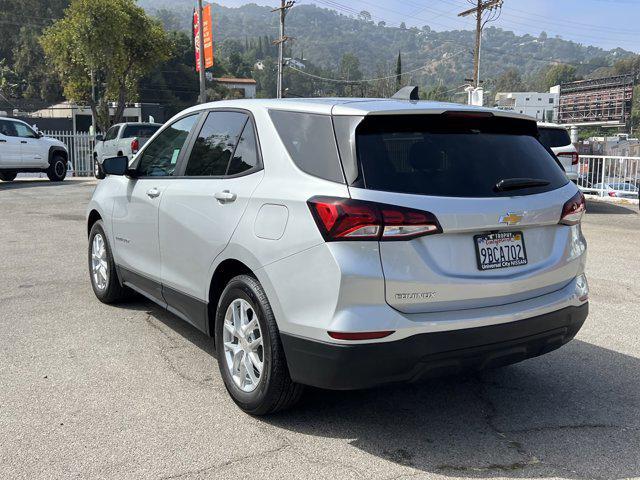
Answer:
xmin=43 ymin=130 xmax=95 ymax=177
xmin=577 ymin=156 xmax=640 ymax=201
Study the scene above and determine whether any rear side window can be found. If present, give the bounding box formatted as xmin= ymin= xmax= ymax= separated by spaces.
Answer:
xmin=184 ymin=111 xmax=248 ymax=177
xmin=122 ymin=124 xmax=160 ymax=139
xmin=538 ymin=127 xmax=571 ymax=148
xmin=227 ymin=120 xmax=259 ymax=175
xmin=269 ymin=110 xmax=345 ymax=183
xmin=355 ymin=115 xmax=568 ymax=198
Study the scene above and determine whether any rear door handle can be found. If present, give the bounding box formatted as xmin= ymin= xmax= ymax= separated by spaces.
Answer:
xmin=0 ymin=139 xmax=6 ymax=143
xmin=146 ymin=187 xmax=161 ymax=199
xmin=214 ymin=190 xmax=237 ymax=203
xmin=20 ymin=140 xmax=27 ymax=144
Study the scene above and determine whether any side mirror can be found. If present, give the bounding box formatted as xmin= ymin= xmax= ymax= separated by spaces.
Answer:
xmin=95 ymin=134 xmax=104 ymax=142
xmin=37 ymin=131 xmax=43 ymax=138
xmin=102 ymin=156 xmax=130 ymax=176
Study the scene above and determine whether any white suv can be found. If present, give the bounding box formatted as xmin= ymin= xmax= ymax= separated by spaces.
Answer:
xmin=538 ymin=123 xmax=579 ymax=182
xmin=0 ymin=117 xmax=69 ymax=182
xmin=87 ymin=97 xmax=589 ymax=414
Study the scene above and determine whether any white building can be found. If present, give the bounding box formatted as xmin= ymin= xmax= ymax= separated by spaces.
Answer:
xmin=494 ymin=90 xmax=559 ymax=122
xmin=209 ymin=77 xmax=257 ymax=99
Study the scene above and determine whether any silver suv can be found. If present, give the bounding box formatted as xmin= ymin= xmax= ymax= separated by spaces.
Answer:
xmin=87 ymin=98 xmax=589 ymax=414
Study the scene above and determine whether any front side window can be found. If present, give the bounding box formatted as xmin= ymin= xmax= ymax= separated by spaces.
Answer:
xmin=184 ymin=111 xmax=248 ymax=177
xmin=136 ymin=115 xmax=198 ymax=177
xmin=14 ymin=122 xmax=37 ymax=138
xmin=538 ymin=127 xmax=571 ymax=149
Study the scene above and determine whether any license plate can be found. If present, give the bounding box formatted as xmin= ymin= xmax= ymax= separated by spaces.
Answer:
xmin=474 ymin=232 xmax=528 ymax=271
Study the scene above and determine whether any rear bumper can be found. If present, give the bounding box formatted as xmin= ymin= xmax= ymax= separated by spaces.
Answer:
xmin=281 ymin=303 xmax=588 ymax=390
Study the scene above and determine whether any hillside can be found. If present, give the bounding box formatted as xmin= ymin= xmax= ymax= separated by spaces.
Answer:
xmin=139 ymin=1 xmax=635 ymax=90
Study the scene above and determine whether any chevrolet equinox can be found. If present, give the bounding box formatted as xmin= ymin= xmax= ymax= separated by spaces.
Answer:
xmin=87 ymin=97 xmax=589 ymax=414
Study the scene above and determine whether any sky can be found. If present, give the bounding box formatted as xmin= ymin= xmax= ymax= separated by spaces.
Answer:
xmin=216 ymin=0 xmax=640 ymax=53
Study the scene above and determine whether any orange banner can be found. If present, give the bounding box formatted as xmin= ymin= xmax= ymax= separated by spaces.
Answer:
xmin=194 ymin=4 xmax=214 ymax=71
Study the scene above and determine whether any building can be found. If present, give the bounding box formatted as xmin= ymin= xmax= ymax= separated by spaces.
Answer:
xmin=494 ymin=91 xmax=559 ymax=122
xmin=579 ymin=134 xmax=640 ymax=156
xmin=12 ymin=101 xmax=165 ymax=132
xmin=209 ymin=77 xmax=257 ymax=99
xmin=558 ymin=75 xmax=634 ymax=125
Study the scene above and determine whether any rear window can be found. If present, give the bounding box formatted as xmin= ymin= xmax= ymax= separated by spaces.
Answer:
xmin=269 ymin=110 xmax=345 ymax=183
xmin=122 ymin=124 xmax=160 ymax=139
xmin=538 ymin=127 xmax=571 ymax=148
xmin=355 ymin=114 xmax=568 ymax=198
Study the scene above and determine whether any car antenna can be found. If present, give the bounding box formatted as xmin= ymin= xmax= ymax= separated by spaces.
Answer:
xmin=391 ymin=86 xmax=419 ymax=101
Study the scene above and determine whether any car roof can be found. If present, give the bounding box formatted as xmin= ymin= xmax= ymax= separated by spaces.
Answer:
xmin=176 ymin=98 xmax=534 ymax=121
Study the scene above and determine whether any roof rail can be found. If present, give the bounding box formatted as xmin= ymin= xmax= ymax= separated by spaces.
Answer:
xmin=391 ymin=86 xmax=419 ymax=101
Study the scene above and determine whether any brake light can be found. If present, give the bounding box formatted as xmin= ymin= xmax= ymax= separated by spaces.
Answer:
xmin=557 ymin=152 xmax=579 ymax=165
xmin=328 ymin=331 xmax=394 ymax=340
xmin=307 ymin=196 xmax=442 ymax=241
xmin=560 ymin=191 xmax=586 ymax=225
xmin=131 ymin=138 xmax=139 ymax=154
xmin=608 ymin=191 xmax=617 ymax=197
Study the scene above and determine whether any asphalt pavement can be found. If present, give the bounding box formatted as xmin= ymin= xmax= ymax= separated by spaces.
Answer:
xmin=1 ymin=178 xmax=638 ymax=480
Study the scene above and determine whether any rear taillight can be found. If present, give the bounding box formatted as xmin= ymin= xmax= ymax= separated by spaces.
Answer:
xmin=557 ymin=152 xmax=579 ymax=165
xmin=608 ymin=191 xmax=617 ymax=197
xmin=131 ymin=138 xmax=139 ymax=154
xmin=307 ymin=196 xmax=442 ymax=242
xmin=560 ymin=191 xmax=586 ymax=225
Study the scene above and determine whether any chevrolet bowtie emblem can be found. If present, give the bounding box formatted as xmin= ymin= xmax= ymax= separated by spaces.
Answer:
xmin=499 ymin=213 xmax=523 ymax=225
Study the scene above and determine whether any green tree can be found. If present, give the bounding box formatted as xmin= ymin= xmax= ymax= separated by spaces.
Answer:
xmin=422 ymin=84 xmax=450 ymax=102
xmin=41 ymin=0 xmax=171 ymax=132
xmin=494 ymin=68 xmax=525 ymax=92
xmin=13 ymin=28 xmax=63 ymax=101
xmin=540 ymin=64 xmax=578 ymax=91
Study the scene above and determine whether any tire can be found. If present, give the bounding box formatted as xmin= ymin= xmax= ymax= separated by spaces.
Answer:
xmin=94 ymin=158 xmax=105 ymax=180
xmin=0 ymin=171 xmax=17 ymax=181
xmin=88 ymin=220 xmax=131 ymax=304
xmin=215 ymin=274 xmax=303 ymax=415
xmin=47 ymin=154 xmax=67 ymax=182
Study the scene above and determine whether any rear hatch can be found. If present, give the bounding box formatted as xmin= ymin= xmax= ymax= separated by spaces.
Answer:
xmin=345 ymin=113 xmax=581 ymax=314
xmin=122 ymin=124 xmax=161 ymax=148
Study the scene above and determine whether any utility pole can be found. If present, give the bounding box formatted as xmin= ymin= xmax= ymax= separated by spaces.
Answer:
xmin=272 ymin=1 xmax=295 ymax=99
xmin=458 ymin=0 xmax=503 ymax=88
xmin=197 ymin=0 xmax=207 ymax=103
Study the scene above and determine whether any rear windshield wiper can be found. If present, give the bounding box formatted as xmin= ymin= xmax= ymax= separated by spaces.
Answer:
xmin=495 ymin=178 xmax=551 ymax=192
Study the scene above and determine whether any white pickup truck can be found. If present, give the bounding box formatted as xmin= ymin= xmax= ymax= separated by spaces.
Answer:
xmin=93 ymin=122 xmax=161 ymax=178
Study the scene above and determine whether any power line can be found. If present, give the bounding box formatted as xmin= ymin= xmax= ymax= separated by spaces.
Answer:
xmin=286 ymin=49 xmax=467 ymax=83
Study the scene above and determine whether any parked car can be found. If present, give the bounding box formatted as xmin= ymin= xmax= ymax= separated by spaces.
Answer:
xmin=0 ymin=117 xmax=69 ymax=182
xmin=93 ymin=122 xmax=161 ymax=179
xmin=87 ymin=97 xmax=589 ymax=414
xmin=537 ymin=122 xmax=579 ymax=182
xmin=592 ymin=182 xmax=639 ymax=199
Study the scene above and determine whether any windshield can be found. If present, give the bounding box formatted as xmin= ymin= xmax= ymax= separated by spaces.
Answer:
xmin=354 ymin=114 xmax=568 ymax=198
xmin=538 ymin=127 xmax=571 ymax=148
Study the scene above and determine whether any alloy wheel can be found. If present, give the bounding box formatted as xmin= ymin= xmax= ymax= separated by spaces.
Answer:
xmin=222 ymin=298 xmax=264 ymax=392
xmin=91 ymin=234 xmax=109 ymax=290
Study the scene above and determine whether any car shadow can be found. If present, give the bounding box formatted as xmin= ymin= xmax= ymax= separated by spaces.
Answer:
xmin=123 ymin=296 xmax=639 ymax=478
xmin=264 ymin=340 xmax=639 ymax=478
xmin=586 ymin=199 xmax=638 ymax=215
xmin=0 ymin=179 xmax=94 ymax=191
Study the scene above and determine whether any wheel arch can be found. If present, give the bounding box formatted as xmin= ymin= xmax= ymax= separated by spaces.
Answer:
xmin=48 ymin=146 xmax=68 ymax=164
xmin=87 ymin=209 xmax=102 ymax=237
xmin=207 ymin=259 xmax=254 ymax=338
